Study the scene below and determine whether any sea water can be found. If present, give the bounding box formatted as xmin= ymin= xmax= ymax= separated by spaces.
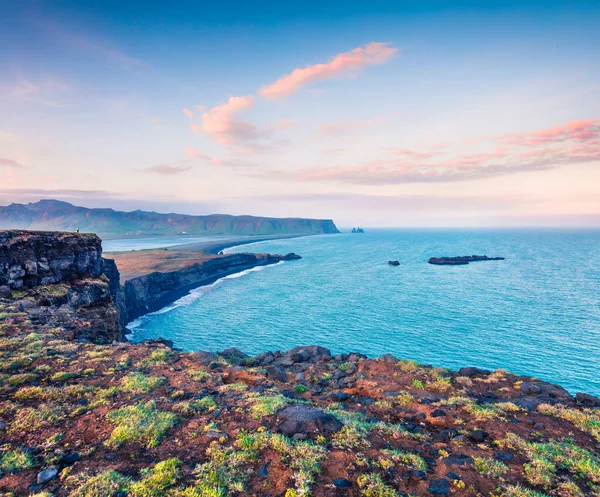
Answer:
xmin=119 ymin=229 xmax=600 ymax=395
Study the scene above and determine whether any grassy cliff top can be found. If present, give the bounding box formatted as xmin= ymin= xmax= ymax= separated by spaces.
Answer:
xmin=106 ymin=249 xmax=219 ymax=281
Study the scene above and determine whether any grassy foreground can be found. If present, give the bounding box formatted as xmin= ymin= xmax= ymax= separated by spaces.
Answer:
xmin=1 ymin=293 xmax=600 ymax=496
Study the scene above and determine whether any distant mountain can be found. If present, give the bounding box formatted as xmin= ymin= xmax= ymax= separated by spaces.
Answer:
xmin=0 ymin=200 xmax=340 ymax=238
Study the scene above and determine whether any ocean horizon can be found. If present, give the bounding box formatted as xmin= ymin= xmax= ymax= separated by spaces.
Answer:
xmin=116 ymin=229 xmax=600 ymax=396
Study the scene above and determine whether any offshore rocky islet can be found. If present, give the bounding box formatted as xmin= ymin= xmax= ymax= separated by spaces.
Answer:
xmin=0 ymin=230 xmax=599 ymax=496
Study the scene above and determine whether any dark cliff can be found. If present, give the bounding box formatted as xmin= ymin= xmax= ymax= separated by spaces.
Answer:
xmin=0 ymin=199 xmax=340 ymax=238
xmin=0 ymin=230 xmax=124 ymax=343
xmin=120 ymin=252 xmax=300 ymax=323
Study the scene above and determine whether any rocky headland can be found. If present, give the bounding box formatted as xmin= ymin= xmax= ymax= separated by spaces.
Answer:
xmin=0 ymin=230 xmax=599 ymax=497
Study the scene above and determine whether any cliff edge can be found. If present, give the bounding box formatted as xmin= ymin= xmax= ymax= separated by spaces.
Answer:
xmin=0 ymin=230 xmax=124 ymax=343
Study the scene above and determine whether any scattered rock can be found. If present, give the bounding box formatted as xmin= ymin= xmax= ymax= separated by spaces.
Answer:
xmin=443 ymin=454 xmax=474 ymax=466
xmin=469 ymin=429 xmax=489 ymax=442
xmin=378 ymin=353 xmax=399 ymax=363
xmin=266 ymin=365 xmax=287 ymax=383
xmin=494 ymin=453 xmax=514 ymax=461
xmin=430 ymin=409 xmax=446 ymax=418
xmin=429 ymin=478 xmax=450 ymax=495
xmin=457 ymin=367 xmax=491 ymax=377
xmin=334 ymin=478 xmax=352 ymax=488
xmin=37 ymin=467 xmax=59 ymax=485
xmin=276 ymin=404 xmax=343 ymax=436
xmin=576 ymin=392 xmax=600 ymax=407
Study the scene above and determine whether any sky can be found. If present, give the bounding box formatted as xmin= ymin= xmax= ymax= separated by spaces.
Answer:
xmin=1 ymin=0 xmax=599 ymax=227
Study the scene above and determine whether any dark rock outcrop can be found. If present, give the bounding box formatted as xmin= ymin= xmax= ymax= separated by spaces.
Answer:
xmin=388 ymin=260 xmax=400 ymax=266
xmin=0 ymin=230 xmax=124 ymax=343
xmin=428 ymin=255 xmax=505 ymax=265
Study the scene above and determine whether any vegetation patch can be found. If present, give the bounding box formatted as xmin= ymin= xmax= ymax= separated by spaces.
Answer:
xmin=106 ymin=401 xmax=178 ymax=448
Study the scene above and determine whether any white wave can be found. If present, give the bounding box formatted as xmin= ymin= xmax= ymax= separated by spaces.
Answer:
xmin=126 ymin=261 xmax=284 ymax=338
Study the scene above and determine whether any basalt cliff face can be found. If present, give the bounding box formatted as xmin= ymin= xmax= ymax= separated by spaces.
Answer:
xmin=121 ymin=252 xmax=300 ymax=323
xmin=0 ymin=230 xmax=124 ymax=343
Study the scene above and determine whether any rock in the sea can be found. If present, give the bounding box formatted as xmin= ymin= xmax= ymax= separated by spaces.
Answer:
xmin=276 ymin=404 xmax=343 ymax=436
xmin=388 ymin=260 xmax=400 ymax=266
xmin=428 ymin=255 xmax=505 ymax=265
xmin=282 ymin=253 xmax=302 ymax=261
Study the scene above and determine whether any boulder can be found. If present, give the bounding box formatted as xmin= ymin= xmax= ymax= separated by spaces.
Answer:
xmin=576 ymin=392 xmax=600 ymax=407
xmin=276 ymin=404 xmax=343 ymax=436
xmin=457 ymin=367 xmax=491 ymax=377
xmin=37 ymin=467 xmax=59 ymax=485
xmin=266 ymin=365 xmax=288 ymax=383
xmin=191 ymin=350 xmax=217 ymax=365
xmin=378 ymin=353 xmax=399 ymax=363
xmin=429 ymin=479 xmax=450 ymax=495
xmin=284 ymin=345 xmax=331 ymax=362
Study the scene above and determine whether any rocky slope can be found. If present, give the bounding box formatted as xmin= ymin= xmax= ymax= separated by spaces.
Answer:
xmin=0 ymin=230 xmax=599 ymax=497
xmin=0 ymin=200 xmax=340 ymax=238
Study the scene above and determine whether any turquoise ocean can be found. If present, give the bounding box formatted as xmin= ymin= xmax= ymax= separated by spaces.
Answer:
xmin=105 ymin=230 xmax=600 ymax=395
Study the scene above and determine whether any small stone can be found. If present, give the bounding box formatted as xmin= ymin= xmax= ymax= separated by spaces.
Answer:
xmin=494 ymin=453 xmax=514 ymax=461
xmin=430 ymin=409 xmax=446 ymax=418
xmin=533 ymin=422 xmax=545 ymax=430
xmin=61 ymin=452 xmax=79 ymax=466
xmin=446 ymin=472 xmax=460 ymax=480
xmin=295 ymin=372 xmax=306 ymax=382
xmin=0 ymin=421 xmax=7 ymax=430
xmin=37 ymin=467 xmax=59 ymax=485
xmin=469 ymin=429 xmax=489 ymax=442
xmin=333 ymin=478 xmax=352 ymax=488
xmin=292 ymin=433 xmax=308 ymax=441
xmin=257 ymin=463 xmax=269 ymax=477
xmin=429 ymin=478 xmax=450 ymax=495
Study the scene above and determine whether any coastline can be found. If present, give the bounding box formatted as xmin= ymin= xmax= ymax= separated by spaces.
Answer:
xmin=169 ymin=233 xmax=310 ymax=254
xmin=122 ymin=255 xmax=288 ymax=326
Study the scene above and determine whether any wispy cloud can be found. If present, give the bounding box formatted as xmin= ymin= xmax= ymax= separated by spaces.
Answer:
xmin=255 ymin=119 xmax=600 ymax=185
xmin=142 ymin=164 xmax=192 ymax=175
xmin=182 ymin=108 xmax=194 ymax=119
xmin=0 ymin=158 xmax=25 ymax=168
xmin=33 ymin=18 xmax=147 ymax=72
xmin=259 ymin=42 xmax=398 ymax=100
xmin=0 ymin=73 xmax=72 ymax=107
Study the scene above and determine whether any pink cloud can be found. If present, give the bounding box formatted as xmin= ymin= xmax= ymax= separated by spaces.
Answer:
xmin=254 ymin=118 xmax=600 ymax=185
xmin=143 ymin=164 xmax=192 ymax=175
xmin=259 ymin=42 xmax=398 ymax=100
xmin=184 ymin=146 xmax=214 ymax=161
xmin=500 ymin=119 xmax=599 ymax=147
xmin=0 ymin=158 xmax=25 ymax=168
xmin=183 ymin=108 xmax=194 ymax=119
xmin=195 ymin=95 xmax=258 ymax=145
